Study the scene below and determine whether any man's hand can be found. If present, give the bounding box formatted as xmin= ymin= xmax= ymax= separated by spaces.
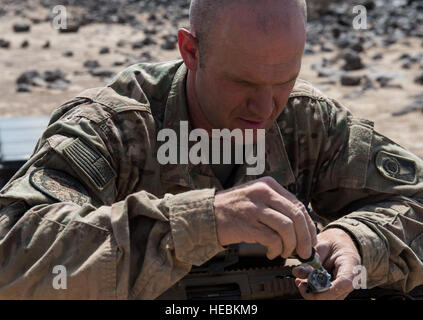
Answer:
xmin=292 ymin=228 xmax=362 ymax=300
xmin=213 ymin=176 xmax=317 ymax=260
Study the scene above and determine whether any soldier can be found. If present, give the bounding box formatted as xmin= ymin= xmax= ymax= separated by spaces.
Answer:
xmin=0 ymin=0 xmax=422 ymax=300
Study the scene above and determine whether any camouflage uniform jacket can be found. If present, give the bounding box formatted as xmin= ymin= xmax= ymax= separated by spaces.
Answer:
xmin=0 ymin=60 xmax=422 ymax=299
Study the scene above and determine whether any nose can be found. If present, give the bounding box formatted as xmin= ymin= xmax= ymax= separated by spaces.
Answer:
xmin=247 ymin=86 xmax=275 ymax=119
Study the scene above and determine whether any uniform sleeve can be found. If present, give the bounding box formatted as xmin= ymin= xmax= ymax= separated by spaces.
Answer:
xmin=308 ymin=98 xmax=423 ymax=292
xmin=0 ymin=99 xmax=224 ymax=300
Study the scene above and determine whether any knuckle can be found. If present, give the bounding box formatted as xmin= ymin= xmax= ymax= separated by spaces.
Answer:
xmin=260 ymin=176 xmax=276 ymax=185
xmin=251 ymin=181 xmax=272 ymax=197
xmin=290 ymin=209 xmax=303 ymax=223
xmin=295 ymin=203 xmax=308 ymax=215
xmin=278 ymin=218 xmax=294 ymax=233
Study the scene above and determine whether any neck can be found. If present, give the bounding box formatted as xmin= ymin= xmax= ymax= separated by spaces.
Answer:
xmin=186 ymin=69 xmax=214 ymax=136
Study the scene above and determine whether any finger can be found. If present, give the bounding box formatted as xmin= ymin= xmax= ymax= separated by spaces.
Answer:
xmin=314 ymin=238 xmax=332 ymax=267
xmin=292 ymin=264 xmax=313 ymax=279
xmin=304 ymin=275 xmax=354 ymax=300
xmin=265 ymin=191 xmax=312 ymax=259
xmin=296 ymin=264 xmax=354 ymax=301
xmin=264 ymin=178 xmax=317 ymax=246
xmin=258 ymin=208 xmax=296 ymax=258
xmin=250 ymin=223 xmax=284 ymax=260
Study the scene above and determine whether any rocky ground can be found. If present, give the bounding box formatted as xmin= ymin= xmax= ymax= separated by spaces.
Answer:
xmin=0 ymin=0 xmax=422 ymax=157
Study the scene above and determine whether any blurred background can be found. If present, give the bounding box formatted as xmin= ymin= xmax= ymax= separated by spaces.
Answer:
xmin=0 ymin=0 xmax=422 ymax=157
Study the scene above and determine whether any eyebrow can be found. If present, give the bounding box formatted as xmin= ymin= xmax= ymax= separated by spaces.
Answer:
xmin=225 ymin=71 xmax=300 ymax=87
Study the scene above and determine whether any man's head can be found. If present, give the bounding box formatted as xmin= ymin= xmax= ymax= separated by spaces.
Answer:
xmin=178 ymin=0 xmax=307 ymax=134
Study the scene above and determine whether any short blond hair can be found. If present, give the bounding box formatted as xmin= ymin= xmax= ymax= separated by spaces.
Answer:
xmin=189 ymin=0 xmax=307 ymax=67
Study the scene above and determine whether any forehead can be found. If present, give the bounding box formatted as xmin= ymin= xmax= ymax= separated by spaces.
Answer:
xmin=207 ymin=2 xmax=306 ymax=81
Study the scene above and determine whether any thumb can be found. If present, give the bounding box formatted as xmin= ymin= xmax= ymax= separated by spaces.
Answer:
xmin=314 ymin=239 xmax=332 ymax=268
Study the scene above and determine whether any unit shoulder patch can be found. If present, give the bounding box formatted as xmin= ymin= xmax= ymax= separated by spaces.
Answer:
xmin=375 ymin=151 xmax=417 ymax=184
xmin=29 ymin=168 xmax=91 ymax=206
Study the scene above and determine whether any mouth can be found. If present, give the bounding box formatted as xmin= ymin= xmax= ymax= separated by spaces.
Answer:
xmin=237 ymin=118 xmax=267 ymax=129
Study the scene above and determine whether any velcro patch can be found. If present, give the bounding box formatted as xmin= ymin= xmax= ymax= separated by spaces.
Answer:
xmin=63 ymin=138 xmax=116 ymax=191
xmin=30 ymin=168 xmax=91 ymax=206
xmin=375 ymin=151 xmax=417 ymax=184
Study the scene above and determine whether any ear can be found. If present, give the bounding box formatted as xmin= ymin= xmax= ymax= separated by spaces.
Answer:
xmin=178 ymin=28 xmax=199 ymax=71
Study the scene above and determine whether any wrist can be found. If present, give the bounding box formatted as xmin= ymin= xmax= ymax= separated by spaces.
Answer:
xmin=319 ymin=227 xmax=362 ymax=261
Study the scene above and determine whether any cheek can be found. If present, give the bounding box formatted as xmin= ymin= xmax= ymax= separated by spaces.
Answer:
xmin=218 ymin=86 xmax=249 ymax=115
xmin=275 ymin=84 xmax=296 ymax=111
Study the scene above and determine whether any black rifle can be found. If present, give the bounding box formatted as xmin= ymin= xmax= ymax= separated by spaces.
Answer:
xmin=158 ymin=243 xmax=423 ymax=300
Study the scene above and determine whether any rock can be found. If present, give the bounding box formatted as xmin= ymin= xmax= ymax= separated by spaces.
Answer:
xmin=31 ymin=76 xmax=48 ymax=87
xmin=144 ymin=26 xmax=157 ymax=35
xmin=320 ymin=42 xmax=334 ymax=52
xmin=343 ymin=90 xmax=365 ymax=100
xmin=331 ymin=27 xmax=342 ymax=39
xmin=402 ymin=40 xmax=411 ymax=47
xmin=63 ymin=50 xmax=74 ymax=57
xmin=340 ymin=75 xmax=362 ymax=86
xmin=13 ymin=23 xmax=30 ymax=33
xmin=113 ymin=60 xmax=126 ymax=66
xmin=161 ymin=34 xmax=178 ymax=50
xmin=335 ymin=36 xmax=351 ymax=50
xmin=397 ymin=53 xmax=411 ymax=61
xmin=139 ymin=51 xmax=152 ymax=62
xmin=349 ymin=41 xmax=364 ymax=53
xmin=316 ymin=68 xmax=336 ymax=78
xmin=0 ymin=39 xmax=10 ymax=49
xmin=142 ymin=36 xmax=156 ymax=46
xmin=48 ymin=79 xmax=70 ymax=90
xmin=374 ymin=75 xmax=402 ymax=89
xmin=42 ymin=40 xmax=50 ymax=49
xmin=372 ymin=53 xmax=383 ymax=60
xmin=376 ymin=76 xmax=393 ymax=88
xmin=43 ymin=69 xmax=66 ymax=82
xmin=99 ymin=47 xmax=110 ymax=54
xmin=16 ymin=71 xmax=41 ymax=85
xmin=21 ymin=40 xmax=29 ymax=48
xmin=17 ymin=68 xmax=69 ymax=90
xmin=89 ymin=69 xmax=115 ymax=78
xmin=83 ymin=60 xmax=100 ymax=69
xmin=148 ymin=13 xmax=157 ymax=22
xmin=59 ymin=23 xmax=80 ymax=33
xmin=393 ymin=101 xmax=423 ymax=116
xmin=402 ymin=61 xmax=412 ymax=69
xmin=31 ymin=18 xmax=42 ymax=24
xmin=304 ymin=43 xmax=315 ymax=55
xmin=117 ymin=40 xmax=127 ymax=47
xmin=132 ymin=37 xmax=156 ymax=49
xmin=17 ymin=83 xmax=31 ymax=93
xmin=361 ymin=76 xmax=375 ymax=91
xmin=132 ymin=40 xmax=144 ymax=49
xmin=364 ymin=0 xmax=376 ymax=11
xmin=342 ymin=50 xmax=365 ymax=71
xmin=415 ymin=73 xmax=423 ymax=85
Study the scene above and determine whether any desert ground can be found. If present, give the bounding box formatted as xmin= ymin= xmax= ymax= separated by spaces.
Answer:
xmin=0 ymin=0 xmax=422 ymax=157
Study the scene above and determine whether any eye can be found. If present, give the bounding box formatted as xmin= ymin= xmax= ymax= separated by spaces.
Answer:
xmin=236 ymin=80 xmax=255 ymax=87
xmin=274 ymin=79 xmax=296 ymax=90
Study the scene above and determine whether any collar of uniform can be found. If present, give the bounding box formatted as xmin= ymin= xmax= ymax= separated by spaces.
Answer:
xmin=160 ymin=62 xmax=212 ymax=190
xmin=263 ymin=121 xmax=296 ymax=187
xmin=159 ymin=62 xmax=296 ymax=191
xmin=229 ymin=121 xmax=296 ymax=188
